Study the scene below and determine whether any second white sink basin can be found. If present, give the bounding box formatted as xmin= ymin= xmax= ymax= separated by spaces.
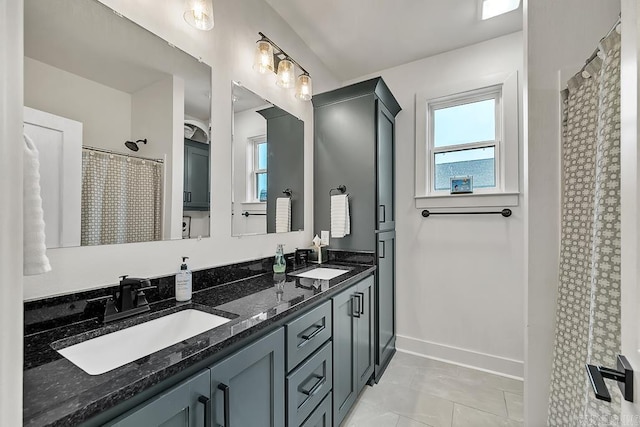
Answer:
xmin=57 ymin=309 xmax=230 ymax=375
xmin=292 ymin=268 xmax=349 ymax=281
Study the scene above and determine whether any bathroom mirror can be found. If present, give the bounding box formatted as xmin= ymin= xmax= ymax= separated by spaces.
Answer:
xmin=23 ymin=0 xmax=212 ymax=248
xmin=231 ymin=83 xmax=304 ymax=236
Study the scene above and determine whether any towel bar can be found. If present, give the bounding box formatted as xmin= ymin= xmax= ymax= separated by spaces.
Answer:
xmin=421 ymin=209 xmax=512 ymax=218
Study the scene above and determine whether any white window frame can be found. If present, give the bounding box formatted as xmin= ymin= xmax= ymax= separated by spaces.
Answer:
xmin=415 ymin=71 xmax=519 ymax=209
xmin=246 ymin=135 xmax=267 ymax=203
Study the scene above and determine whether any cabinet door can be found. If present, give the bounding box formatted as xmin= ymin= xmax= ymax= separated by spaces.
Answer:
xmin=331 ymin=286 xmax=358 ymax=427
xmin=356 ymin=275 xmax=375 ymax=390
xmin=376 ymin=101 xmax=395 ymax=232
xmin=106 ymin=370 xmax=210 ymax=427
xmin=184 ymin=140 xmax=210 ymax=210
xmin=210 ymin=328 xmax=285 ymax=427
xmin=376 ymin=231 xmax=396 ymax=378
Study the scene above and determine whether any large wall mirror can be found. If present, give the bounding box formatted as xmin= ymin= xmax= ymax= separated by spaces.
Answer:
xmin=24 ymin=0 xmax=212 ymax=248
xmin=232 ymin=83 xmax=304 ymax=236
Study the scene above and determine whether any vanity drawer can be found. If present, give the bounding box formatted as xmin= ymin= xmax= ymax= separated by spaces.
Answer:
xmin=300 ymin=391 xmax=332 ymax=427
xmin=286 ymin=300 xmax=332 ymax=371
xmin=286 ymin=341 xmax=333 ymax=427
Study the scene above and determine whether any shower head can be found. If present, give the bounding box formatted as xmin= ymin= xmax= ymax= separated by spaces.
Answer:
xmin=124 ymin=139 xmax=147 ymax=152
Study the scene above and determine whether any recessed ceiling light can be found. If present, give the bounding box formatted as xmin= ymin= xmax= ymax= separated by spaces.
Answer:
xmin=481 ymin=0 xmax=520 ymax=20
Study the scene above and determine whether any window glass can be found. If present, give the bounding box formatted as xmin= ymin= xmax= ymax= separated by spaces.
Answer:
xmin=257 ymin=142 xmax=267 ymax=170
xmin=257 ymin=172 xmax=267 ymax=201
xmin=434 ymin=146 xmax=495 ymax=190
xmin=433 ymin=99 xmax=496 ymax=147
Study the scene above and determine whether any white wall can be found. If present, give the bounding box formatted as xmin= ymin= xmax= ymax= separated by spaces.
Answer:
xmin=132 ymin=76 xmax=183 ymax=239
xmin=346 ymin=32 xmax=525 ymax=378
xmin=524 ymin=0 xmax=620 ymax=424
xmin=0 ymin=0 xmax=23 ymax=424
xmin=22 ymin=0 xmax=340 ymax=300
xmin=232 ymin=107 xmax=267 ymax=235
xmin=24 ymin=57 xmax=132 ymax=151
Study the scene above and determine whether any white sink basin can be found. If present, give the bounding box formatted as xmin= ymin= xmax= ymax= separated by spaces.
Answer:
xmin=292 ymin=268 xmax=349 ymax=281
xmin=57 ymin=309 xmax=230 ymax=375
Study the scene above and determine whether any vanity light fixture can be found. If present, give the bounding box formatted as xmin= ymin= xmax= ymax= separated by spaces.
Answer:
xmin=183 ymin=0 xmax=214 ymax=31
xmin=253 ymin=32 xmax=313 ymax=101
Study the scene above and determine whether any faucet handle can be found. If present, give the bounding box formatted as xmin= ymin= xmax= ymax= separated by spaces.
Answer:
xmin=119 ymin=275 xmax=128 ymax=282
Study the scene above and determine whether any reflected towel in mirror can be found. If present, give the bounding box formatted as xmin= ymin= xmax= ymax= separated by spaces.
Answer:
xmin=330 ymin=194 xmax=350 ymax=238
xmin=275 ymin=197 xmax=291 ymax=233
xmin=23 ymin=133 xmax=51 ymax=276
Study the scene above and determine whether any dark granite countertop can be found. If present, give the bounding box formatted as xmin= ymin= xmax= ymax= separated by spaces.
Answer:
xmin=23 ymin=260 xmax=375 ymax=427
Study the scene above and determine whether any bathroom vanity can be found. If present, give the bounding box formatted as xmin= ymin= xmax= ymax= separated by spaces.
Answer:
xmin=23 ymin=254 xmax=376 ymax=426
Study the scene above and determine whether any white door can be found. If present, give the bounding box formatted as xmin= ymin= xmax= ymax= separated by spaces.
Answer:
xmin=620 ymin=0 xmax=640 ymax=420
xmin=23 ymin=107 xmax=82 ymax=248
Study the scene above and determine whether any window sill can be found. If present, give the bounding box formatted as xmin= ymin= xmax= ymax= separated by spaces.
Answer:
xmin=415 ymin=192 xmax=520 ymax=209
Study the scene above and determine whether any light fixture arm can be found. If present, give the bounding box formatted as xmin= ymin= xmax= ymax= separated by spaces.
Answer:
xmin=258 ymin=32 xmax=309 ymax=75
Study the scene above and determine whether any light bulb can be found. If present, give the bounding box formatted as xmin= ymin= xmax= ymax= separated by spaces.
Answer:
xmin=295 ymin=74 xmax=312 ymax=101
xmin=183 ymin=0 xmax=214 ymax=31
xmin=276 ymin=59 xmax=295 ymax=88
xmin=253 ymin=40 xmax=274 ymax=74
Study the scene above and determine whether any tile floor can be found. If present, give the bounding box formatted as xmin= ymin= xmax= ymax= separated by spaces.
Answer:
xmin=342 ymin=351 xmax=524 ymax=427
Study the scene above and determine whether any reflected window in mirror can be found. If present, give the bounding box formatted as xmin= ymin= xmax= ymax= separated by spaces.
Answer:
xmin=23 ymin=0 xmax=212 ymax=248
xmin=232 ymin=83 xmax=304 ymax=236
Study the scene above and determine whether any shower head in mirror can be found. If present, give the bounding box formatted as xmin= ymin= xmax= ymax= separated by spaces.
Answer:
xmin=124 ymin=139 xmax=147 ymax=152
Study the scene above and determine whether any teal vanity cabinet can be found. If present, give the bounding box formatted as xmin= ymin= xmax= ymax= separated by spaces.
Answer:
xmin=105 ymin=370 xmax=210 ymax=427
xmin=332 ymin=275 xmax=375 ymax=426
xmin=184 ymin=138 xmax=210 ymax=210
xmin=210 ymin=328 xmax=285 ymax=427
xmin=285 ymin=301 xmax=333 ymax=427
xmin=313 ymin=78 xmax=400 ymax=384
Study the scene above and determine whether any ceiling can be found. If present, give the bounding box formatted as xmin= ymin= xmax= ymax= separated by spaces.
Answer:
xmin=265 ymin=0 xmax=523 ymax=81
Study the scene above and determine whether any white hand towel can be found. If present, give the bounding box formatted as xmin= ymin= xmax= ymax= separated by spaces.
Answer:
xmin=331 ymin=194 xmax=350 ymax=238
xmin=23 ymin=133 xmax=52 ymax=276
xmin=275 ymin=197 xmax=291 ymax=233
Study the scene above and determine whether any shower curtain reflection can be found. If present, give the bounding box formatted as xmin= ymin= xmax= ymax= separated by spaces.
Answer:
xmin=81 ymin=149 xmax=163 ymax=245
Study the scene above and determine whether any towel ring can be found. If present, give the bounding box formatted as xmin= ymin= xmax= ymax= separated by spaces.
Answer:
xmin=329 ymin=185 xmax=347 ymax=196
xmin=282 ymin=188 xmax=292 ymax=198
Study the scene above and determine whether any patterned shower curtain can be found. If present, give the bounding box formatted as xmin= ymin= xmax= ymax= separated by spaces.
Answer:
xmin=548 ymin=28 xmax=621 ymax=426
xmin=81 ymin=149 xmax=163 ymax=245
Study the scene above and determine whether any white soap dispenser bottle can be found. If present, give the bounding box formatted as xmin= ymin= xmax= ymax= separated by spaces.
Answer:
xmin=175 ymin=256 xmax=192 ymax=302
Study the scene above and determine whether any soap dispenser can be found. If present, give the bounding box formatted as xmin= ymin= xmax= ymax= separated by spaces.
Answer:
xmin=175 ymin=256 xmax=192 ymax=302
xmin=273 ymin=244 xmax=286 ymax=273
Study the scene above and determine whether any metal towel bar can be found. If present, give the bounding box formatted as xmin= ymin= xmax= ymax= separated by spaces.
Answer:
xmin=421 ymin=209 xmax=512 ymax=218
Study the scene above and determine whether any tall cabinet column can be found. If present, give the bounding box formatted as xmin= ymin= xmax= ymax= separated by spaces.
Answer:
xmin=313 ymin=77 xmax=401 ymax=383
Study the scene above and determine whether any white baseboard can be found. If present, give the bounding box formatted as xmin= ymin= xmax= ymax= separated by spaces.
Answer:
xmin=396 ymin=334 xmax=524 ymax=380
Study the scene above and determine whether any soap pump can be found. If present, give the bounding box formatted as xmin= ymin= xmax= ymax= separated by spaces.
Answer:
xmin=175 ymin=256 xmax=192 ymax=302
xmin=273 ymin=244 xmax=286 ymax=273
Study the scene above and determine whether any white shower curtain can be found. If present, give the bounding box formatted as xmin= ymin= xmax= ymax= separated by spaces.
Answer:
xmin=548 ymin=27 xmax=621 ymax=426
xmin=81 ymin=149 xmax=163 ymax=245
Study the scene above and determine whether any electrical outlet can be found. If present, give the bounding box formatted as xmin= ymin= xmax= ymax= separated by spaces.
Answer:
xmin=321 ymin=230 xmax=330 ymax=246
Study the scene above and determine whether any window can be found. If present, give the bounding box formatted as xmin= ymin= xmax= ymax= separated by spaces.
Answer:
xmin=415 ymin=71 xmax=519 ymax=208
xmin=430 ymin=89 xmax=500 ymax=192
xmin=248 ymin=136 xmax=267 ymax=202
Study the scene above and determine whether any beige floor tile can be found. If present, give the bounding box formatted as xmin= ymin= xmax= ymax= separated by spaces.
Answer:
xmin=359 ymin=382 xmax=454 ymax=427
xmin=504 ymin=391 xmax=523 ymax=422
xmin=455 ymin=366 xmax=524 ymax=395
xmin=452 ymin=404 xmax=523 ymax=427
xmin=341 ymin=399 xmax=399 ymax=427
xmin=391 ymin=352 xmax=460 ymax=378
xmin=396 ymin=415 xmax=436 ymax=427
xmin=410 ymin=371 xmax=508 ymax=417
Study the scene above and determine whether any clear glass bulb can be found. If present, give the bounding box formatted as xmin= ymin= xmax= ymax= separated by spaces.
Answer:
xmin=276 ymin=59 xmax=295 ymax=88
xmin=295 ymin=74 xmax=312 ymax=101
xmin=183 ymin=0 xmax=214 ymax=31
xmin=253 ymin=40 xmax=274 ymax=74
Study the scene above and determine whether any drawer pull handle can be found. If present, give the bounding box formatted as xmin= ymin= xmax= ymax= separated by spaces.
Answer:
xmin=300 ymin=323 xmax=325 ymax=341
xmin=352 ymin=295 xmax=361 ymax=318
xmin=218 ymin=383 xmax=230 ymax=427
xmin=197 ymin=395 xmax=210 ymax=427
xmin=301 ymin=374 xmax=325 ymax=396
xmin=355 ymin=292 xmax=365 ymax=315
